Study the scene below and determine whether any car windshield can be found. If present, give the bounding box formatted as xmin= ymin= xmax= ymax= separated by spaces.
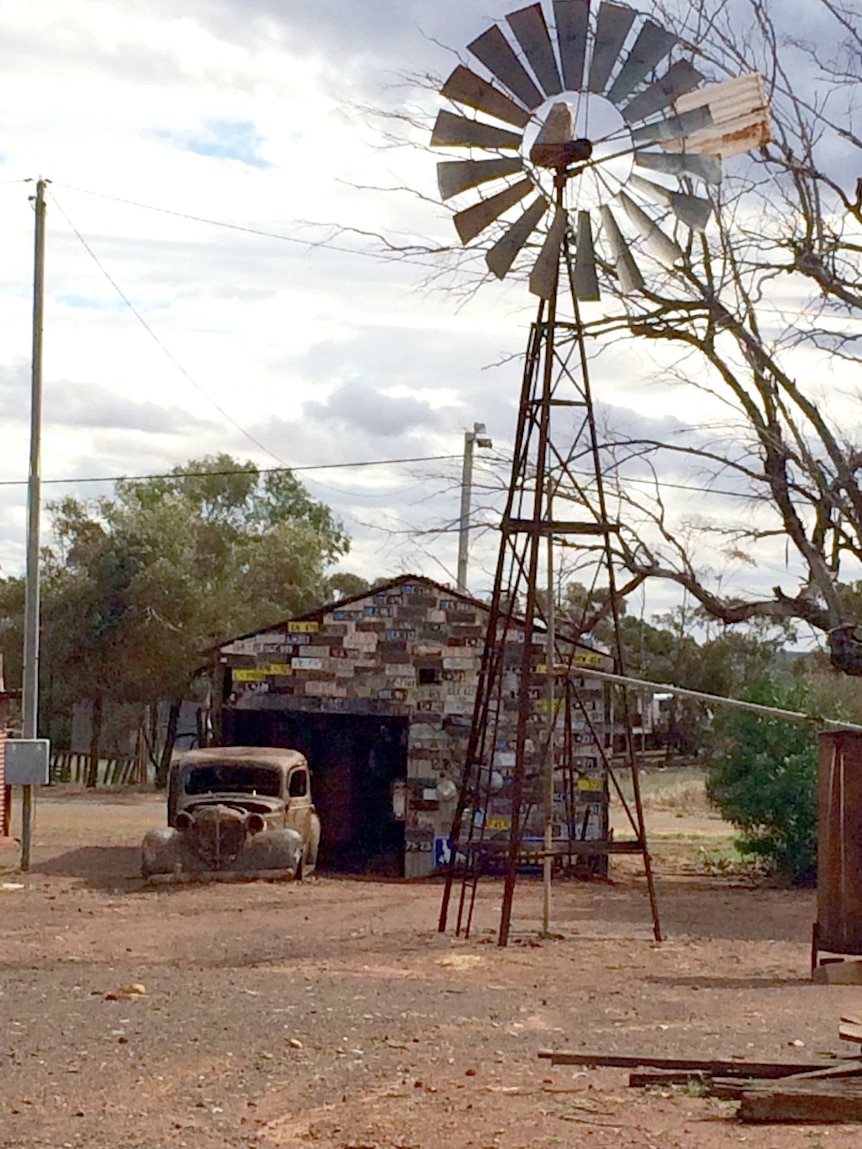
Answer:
xmin=184 ymin=764 xmax=282 ymax=798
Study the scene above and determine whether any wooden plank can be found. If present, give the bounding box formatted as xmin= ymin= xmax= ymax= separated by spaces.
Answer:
xmin=813 ymin=961 xmax=862 ymax=985
xmin=739 ymin=1079 xmax=862 ymax=1124
xmin=785 ymin=1061 xmax=862 ymax=1082
xmin=840 ymin=1021 xmax=862 ymax=1044
xmin=470 ymin=839 xmax=644 ymax=857
xmin=538 ymin=1051 xmax=835 ymax=1078
xmin=713 ymin=1062 xmax=862 ymax=1101
xmin=629 ymin=1070 xmax=709 ymax=1088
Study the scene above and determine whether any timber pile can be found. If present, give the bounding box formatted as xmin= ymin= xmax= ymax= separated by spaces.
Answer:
xmin=539 ymin=1016 xmax=862 ymax=1124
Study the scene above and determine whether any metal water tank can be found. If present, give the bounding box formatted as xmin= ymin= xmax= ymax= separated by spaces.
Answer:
xmin=815 ymin=731 xmax=862 ymax=962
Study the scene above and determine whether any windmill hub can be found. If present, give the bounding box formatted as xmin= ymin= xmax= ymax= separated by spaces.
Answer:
xmin=522 ymin=92 xmax=634 ymax=212
xmin=530 ymin=135 xmax=593 ymax=171
xmin=432 ymin=1 xmax=769 ymax=297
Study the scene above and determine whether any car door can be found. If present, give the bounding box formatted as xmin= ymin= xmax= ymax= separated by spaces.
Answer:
xmin=285 ymin=766 xmax=312 ymax=847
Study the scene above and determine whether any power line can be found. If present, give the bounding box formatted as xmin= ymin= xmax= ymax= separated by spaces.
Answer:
xmin=53 ymin=181 xmax=432 ymax=265
xmin=0 ymin=455 xmax=462 ymax=489
xmin=6 ymin=456 xmax=783 ymax=506
xmin=48 ymin=191 xmax=289 ymax=467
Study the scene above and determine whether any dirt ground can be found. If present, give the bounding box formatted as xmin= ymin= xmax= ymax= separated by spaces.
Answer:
xmin=2 ymin=775 xmax=861 ymax=1149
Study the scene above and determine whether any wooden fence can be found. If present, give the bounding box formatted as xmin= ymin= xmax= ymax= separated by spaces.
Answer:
xmin=50 ymin=751 xmax=148 ymax=787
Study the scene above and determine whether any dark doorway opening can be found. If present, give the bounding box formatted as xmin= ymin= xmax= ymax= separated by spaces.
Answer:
xmin=224 ymin=709 xmax=407 ymax=875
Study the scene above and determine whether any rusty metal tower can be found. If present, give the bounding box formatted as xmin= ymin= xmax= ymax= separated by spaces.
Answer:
xmin=430 ymin=1 xmax=771 ymax=945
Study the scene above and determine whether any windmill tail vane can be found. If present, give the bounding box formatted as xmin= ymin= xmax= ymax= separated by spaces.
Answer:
xmin=432 ymin=0 xmax=772 ymax=299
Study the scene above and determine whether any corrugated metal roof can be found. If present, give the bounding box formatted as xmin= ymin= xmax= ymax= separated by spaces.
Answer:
xmin=663 ymin=72 xmax=772 ymax=158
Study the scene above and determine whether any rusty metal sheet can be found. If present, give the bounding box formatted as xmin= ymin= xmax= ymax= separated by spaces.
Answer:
xmin=618 ymin=189 xmax=683 ymax=267
xmin=437 ymin=157 xmax=525 ymax=200
xmin=507 ymin=4 xmax=562 ymax=97
xmin=631 ymin=105 xmax=713 ymax=146
xmin=468 ymin=24 xmax=544 ymax=110
xmin=573 ymin=210 xmax=600 ymax=300
xmin=441 ymin=65 xmax=531 ymax=128
xmin=454 ymin=177 xmax=534 ymax=243
xmin=817 ymin=733 xmax=862 ymax=956
xmin=588 ymin=2 xmax=637 ymax=95
xmin=529 ymin=208 xmax=568 ymax=297
xmin=621 ymin=60 xmax=705 ymax=124
xmin=634 ymin=148 xmax=722 ymax=185
xmin=628 ymin=172 xmax=713 ymax=231
xmin=599 ymin=204 xmax=644 ymax=294
xmin=667 ymin=74 xmax=772 ymax=157
xmin=663 ymin=110 xmax=770 ymax=157
xmin=431 ymin=110 xmax=523 ymax=151
xmin=553 ymin=0 xmax=590 ymax=92
xmin=607 ymin=20 xmax=678 ymax=105
xmin=486 ymin=195 xmax=549 ymax=279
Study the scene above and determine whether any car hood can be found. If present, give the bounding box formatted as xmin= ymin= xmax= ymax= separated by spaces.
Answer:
xmin=181 ymin=793 xmax=284 ymax=818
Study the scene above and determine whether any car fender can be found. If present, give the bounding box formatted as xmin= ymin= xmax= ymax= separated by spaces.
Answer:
xmin=239 ymin=827 xmax=303 ymax=873
xmin=142 ymin=827 xmax=182 ymax=878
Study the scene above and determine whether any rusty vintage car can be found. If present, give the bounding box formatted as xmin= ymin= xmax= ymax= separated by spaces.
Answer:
xmin=142 ymin=746 xmax=321 ymax=881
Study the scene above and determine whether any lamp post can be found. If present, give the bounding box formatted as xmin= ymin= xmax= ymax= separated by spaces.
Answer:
xmin=456 ymin=422 xmax=493 ymax=594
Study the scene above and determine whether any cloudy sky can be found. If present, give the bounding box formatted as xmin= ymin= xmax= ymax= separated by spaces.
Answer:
xmin=0 ymin=0 xmax=848 ymax=632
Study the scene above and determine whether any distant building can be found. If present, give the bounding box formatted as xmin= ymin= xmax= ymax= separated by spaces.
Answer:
xmin=210 ymin=575 xmax=614 ymax=877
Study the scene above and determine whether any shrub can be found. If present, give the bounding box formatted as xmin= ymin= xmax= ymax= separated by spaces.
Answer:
xmin=705 ymin=678 xmax=819 ymax=884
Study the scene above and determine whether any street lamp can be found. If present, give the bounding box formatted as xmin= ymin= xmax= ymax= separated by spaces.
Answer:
xmin=457 ymin=422 xmax=493 ymax=594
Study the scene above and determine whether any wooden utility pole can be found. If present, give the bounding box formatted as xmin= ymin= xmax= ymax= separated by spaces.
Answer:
xmin=21 ymin=177 xmax=47 ymax=872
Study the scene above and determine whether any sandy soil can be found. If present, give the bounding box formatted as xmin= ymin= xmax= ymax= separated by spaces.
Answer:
xmin=1 ymin=781 xmax=860 ymax=1149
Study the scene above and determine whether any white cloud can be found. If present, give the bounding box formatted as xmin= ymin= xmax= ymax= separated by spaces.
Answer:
xmin=0 ymin=0 xmax=854 ymax=644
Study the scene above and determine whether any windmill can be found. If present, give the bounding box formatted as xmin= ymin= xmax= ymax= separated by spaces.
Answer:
xmin=432 ymin=1 xmax=771 ymax=945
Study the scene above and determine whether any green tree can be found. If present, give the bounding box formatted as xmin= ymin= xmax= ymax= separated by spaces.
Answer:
xmin=705 ymin=678 xmax=821 ymax=884
xmin=0 ymin=575 xmax=24 ymax=689
xmin=3 ymin=455 xmax=354 ymax=785
xmin=558 ymin=582 xmax=792 ymax=755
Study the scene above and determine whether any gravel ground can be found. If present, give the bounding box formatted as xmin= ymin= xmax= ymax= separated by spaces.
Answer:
xmin=1 ymin=788 xmax=860 ymax=1148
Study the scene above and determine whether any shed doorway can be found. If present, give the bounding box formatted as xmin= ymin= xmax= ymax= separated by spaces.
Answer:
xmin=224 ymin=710 xmax=407 ymax=875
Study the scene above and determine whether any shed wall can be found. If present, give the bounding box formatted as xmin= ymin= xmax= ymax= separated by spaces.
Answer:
xmin=218 ymin=578 xmax=611 ymax=876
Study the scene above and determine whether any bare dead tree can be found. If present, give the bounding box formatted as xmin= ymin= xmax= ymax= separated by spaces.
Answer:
xmin=331 ymin=0 xmax=862 ymax=672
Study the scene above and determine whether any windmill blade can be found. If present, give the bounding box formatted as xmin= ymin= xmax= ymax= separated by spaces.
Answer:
xmin=628 ymin=172 xmax=713 ymax=232
xmin=635 ymin=149 xmax=722 ymax=185
xmin=668 ymin=74 xmax=772 ymax=157
xmin=454 ymin=178 xmax=535 ymax=243
xmin=468 ymin=24 xmax=544 ymax=110
xmin=599 ymin=205 xmax=644 ymax=294
xmin=553 ymin=0 xmax=590 ymax=92
xmin=607 ymin=21 xmax=678 ymax=105
xmin=437 ymin=157 xmax=525 ymax=201
xmin=431 ymin=110 xmax=523 ymax=151
xmin=573 ymin=210 xmax=600 ymax=301
xmin=588 ymin=2 xmax=637 ymax=95
xmin=618 ymin=190 xmax=684 ymax=267
xmin=621 ymin=61 xmax=705 ymax=124
xmin=441 ymin=65 xmax=531 ymax=128
xmin=486 ymin=196 xmax=549 ymax=280
xmin=529 ymin=208 xmax=569 ymax=298
xmin=507 ymin=4 xmax=563 ymax=97
xmin=631 ymin=106 xmax=713 ymax=147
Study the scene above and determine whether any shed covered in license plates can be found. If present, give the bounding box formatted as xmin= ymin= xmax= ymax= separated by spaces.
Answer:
xmin=209 ymin=575 xmax=614 ymax=877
